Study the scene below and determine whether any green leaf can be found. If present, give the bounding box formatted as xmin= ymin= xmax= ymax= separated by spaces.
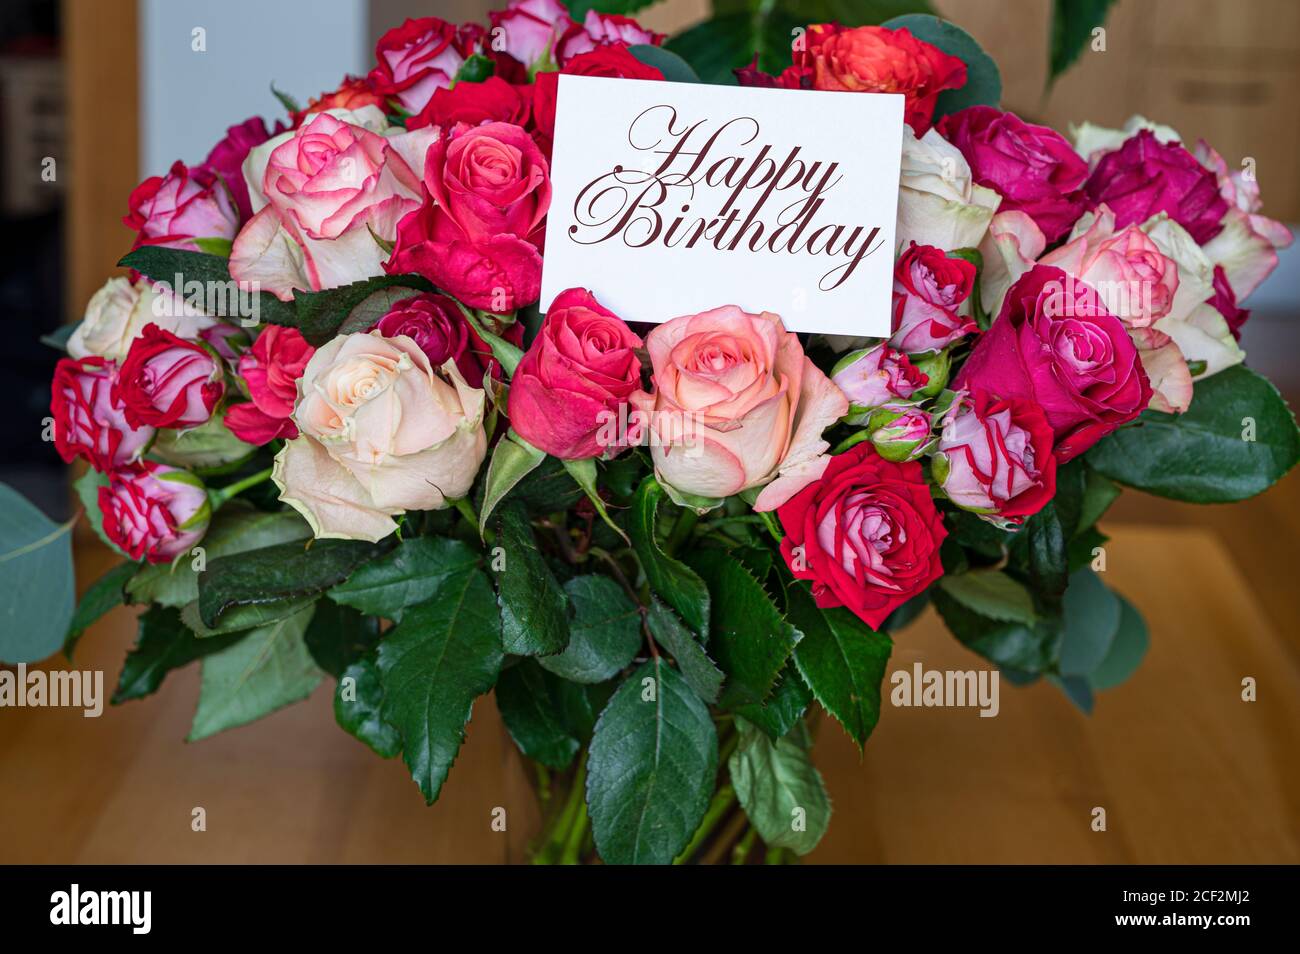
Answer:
xmin=377 ymin=567 xmax=503 ymax=804
xmin=113 ymin=606 xmax=242 ymax=704
xmin=1058 ymin=568 xmax=1120 ymax=677
xmin=292 ymin=274 xmax=435 ymax=345
xmin=562 ymin=457 xmax=628 ymax=542
xmin=181 ymin=595 xmax=316 ymax=637
xmin=1048 ymin=0 xmax=1116 ymax=85
xmin=495 ymin=659 xmax=583 ymax=770
xmin=0 ymin=483 xmax=74 ymax=663
xmin=686 ymin=549 xmax=798 ymax=708
xmin=126 ymin=505 xmax=311 ymax=608
xmin=327 ymin=536 xmax=479 ymax=621
xmin=644 ymin=598 xmax=722 ymax=705
xmin=786 ymin=583 xmax=891 ymax=748
xmin=1020 ymin=501 xmax=1067 ymax=610
xmin=626 ymin=43 xmax=701 ymax=83
xmin=492 ymin=501 xmax=570 ymax=656
xmin=334 ymin=656 xmax=401 ymax=758
xmin=627 ymin=477 xmax=710 ymax=638
xmin=563 ymin=0 xmax=657 ymax=17
xmin=270 ymin=82 xmax=301 ymax=114
xmin=197 ymin=538 xmax=385 ymax=628
xmin=304 ymin=600 xmax=380 ymax=677
xmin=188 ymin=603 xmax=323 ymax=740
xmin=537 ymin=575 xmax=642 ymax=683
xmin=192 ymin=236 xmax=233 ymax=257
xmin=40 ymin=323 xmax=77 ymax=351
xmin=932 ymin=587 xmax=1059 ymax=674
xmin=1050 ymin=673 xmax=1095 ymax=714
xmin=665 ymin=12 xmax=801 ymax=86
xmin=729 ymin=718 xmax=830 ymax=855
xmin=117 ymin=246 xmax=295 ymax=326
xmin=478 ymin=430 xmax=546 ymax=535
xmin=65 ymin=560 xmax=140 ymax=659
xmin=883 ymin=13 xmax=1002 ymax=115
xmin=453 ymin=53 xmax=495 ymax=84
xmin=329 ymin=284 xmax=427 ymax=338
xmin=586 ymin=658 xmax=719 ymax=865
xmin=509 ymin=455 xmax=584 ymax=513
xmin=731 ymin=663 xmax=812 ymax=741
xmin=1088 ymin=594 xmax=1149 ymax=690
xmin=1086 ymin=365 xmax=1300 ymax=503
xmin=938 ymin=570 xmax=1037 ymax=625
xmin=150 ymin=416 xmax=254 ymax=472
xmin=1077 ymin=465 xmax=1121 ymax=533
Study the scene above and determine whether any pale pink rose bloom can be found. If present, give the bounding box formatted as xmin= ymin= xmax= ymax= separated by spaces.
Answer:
xmin=490 ymin=0 xmax=572 ymax=67
xmin=230 ymin=107 xmax=435 ymax=301
xmin=556 ymin=11 xmax=664 ymax=64
xmin=1129 ymin=325 xmax=1193 ymax=414
xmin=630 ymin=307 xmax=847 ymax=512
xmin=977 ymin=210 xmax=1045 ymax=318
xmin=275 ymin=332 xmax=486 ymax=542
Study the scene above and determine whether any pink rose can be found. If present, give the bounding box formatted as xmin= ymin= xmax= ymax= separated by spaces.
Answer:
xmin=831 ymin=343 xmax=928 ymax=414
xmin=934 ymin=389 xmax=1056 ymax=522
xmin=114 ymin=323 xmax=224 ymax=430
xmin=195 ymin=117 xmax=273 ymax=223
xmin=368 ymin=17 xmax=465 ymax=114
xmin=1207 ymin=264 xmax=1249 ymax=340
xmin=890 ymin=242 xmax=978 ymax=354
xmin=124 ymin=161 xmax=238 ymax=253
xmin=1084 ymin=130 xmax=1227 ymax=244
xmin=230 ymin=108 xmax=433 ymax=301
xmin=225 ymin=325 xmax=315 ymax=445
xmin=100 ymin=462 xmax=210 ymax=564
xmin=937 ymin=106 xmax=1089 ymax=245
xmin=385 ymin=121 xmax=551 ymax=312
xmin=51 ymin=356 xmax=154 ymax=471
xmin=507 ymin=289 xmax=642 ymax=460
xmin=489 ymin=0 xmax=572 ymax=69
xmin=955 ymin=265 xmax=1152 ymax=461
xmin=555 ymin=11 xmax=664 ymax=65
xmin=630 ymin=307 xmax=848 ymax=511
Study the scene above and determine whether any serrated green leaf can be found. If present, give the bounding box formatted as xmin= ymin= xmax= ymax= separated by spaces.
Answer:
xmin=181 ymin=594 xmax=316 ymax=637
xmin=118 ymin=246 xmax=295 ymax=326
xmin=292 ymin=274 xmax=434 ymax=346
xmin=0 ymin=483 xmax=75 ymax=664
xmin=627 ymin=477 xmax=709 ymax=638
xmin=335 ymin=656 xmax=401 ymax=758
xmin=492 ymin=501 xmax=569 ymax=656
xmin=328 ymin=536 xmax=479 ymax=620
xmin=644 ymin=598 xmax=722 ymax=705
xmin=938 ymin=570 xmax=1037 ymax=625
xmin=113 ymin=606 xmax=242 ymax=704
xmin=729 ymin=717 xmax=830 ymax=855
xmin=731 ymin=663 xmax=812 ymax=741
xmin=495 ymin=659 xmax=583 ymax=770
xmin=537 ymin=575 xmax=641 ymax=683
xmin=586 ymin=659 xmax=718 ymax=865
xmin=65 ymin=560 xmax=140 ymax=659
xmin=376 ymin=568 xmax=504 ymax=804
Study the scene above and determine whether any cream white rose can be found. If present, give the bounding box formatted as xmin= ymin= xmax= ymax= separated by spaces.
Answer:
xmin=896 ymin=127 xmax=1000 ymax=254
xmin=68 ymin=277 xmax=216 ymax=363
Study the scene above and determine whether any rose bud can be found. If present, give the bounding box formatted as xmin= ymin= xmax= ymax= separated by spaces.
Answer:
xmin=831 ymin=344 xmax=928 ymax=424
xmin=890 ymin=242 xmax=978 ymax=354
xmin=508 ymin=288 xmax=642 ymax=460
xmin=371 ymin=292 xmax=522 ymax=389
xmin=99 ymin=462 xmax=210 ymax=564
xmin=630 ymin=307 xmax=848 ymax=511
xmin=225 ymin=325 xmax=315 ymax=446
xmin=488 ymin=0 xmax=572 ymax=71
xmin=932 ymin=389 xmax=1056 ymax=523
xmin=867 ymin=405 xmax=934 ymax=463
xmin=777 ymin=443 xmax=947 ymax=629
xmin=51 ymin=356 xmax=154 ymax=471
xmin=124 ymin=161 xmax=239 ymax=253
xmin=367 ymin=16 xmax=465 ymax=114
xmin=910 ymin=349 xmax=951 ymax=398
xmin=114 ymin=324 xmax=225 ymax=430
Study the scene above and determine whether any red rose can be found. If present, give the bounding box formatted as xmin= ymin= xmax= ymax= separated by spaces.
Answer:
xmin=531 ymin=45 xmax=665 ymax=148
xmin=954 ymin=265 xmax=1152 ymax=462
xmin=369 ymin=292 xmax=523 ymax=389
xmin=408 ymin=76 xmax=531 ymax=131
xmin=100 ymin=462 xmax=210 ymax=564
xmin=794 ymin=24 xmax=967 ymax=134
xmin=51 ymin=356 xmax=154 ymax=471
xmin=385 ymin=121 xmax=551 ymax=312
xmin=124 ymin=161 xmax=238 ymax=254
xmin=225 ymin=325 xmax=314 ymax=446
xmin=890 ymin=242 xmax=978 ymax=354
xmin=507 ymin=288 xmax=643 ymax=460
xmin=114 ymin=323 xmax=224 ymax=430
xmin=368 ymin=16 xmax=466 ymax=114
xmin=778 ymin=444 xmax=947 ymax=629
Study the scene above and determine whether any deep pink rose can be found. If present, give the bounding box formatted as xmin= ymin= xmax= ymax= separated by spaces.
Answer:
xmin=371 ymin=292 xmax=523 ymax=389
xmin=385 ymin=121 xmax=551 ymax=312
xmin=99 ymin=462 xmax=210 ymax=564
xmin=555 ymin=11 xmax=664 ymax=65
xmin=1085 ymin=130 xmax=1228 ymax=244
xmin=114 ymin=323 xmax=224 ymax=430
xmin=937 ymin=106 xmax=1088 ymax=245
xmin=195 ymin=117 xmax=273 ymax=223
xmin=489 ymin=0 xmax=572 ymax=68
xmin=890 ymin=242 xmax=978 ymax=353
xmin=955 ymin=265 xmax=1152 ymax=462
xmin=124 ymin=161 xmax=238 ymax=253
xmin=1207 ymin=264 xmax=1250 ymax=340
xmin=934 ymin=388 xmax=1056 ymax=523
xmin=225 ymin=325 xmax=315 ymax=445
xmin=508 ymin=289 xmax=642 ymax=459
xmin=368 ymin=17 xmax=465 ymax=114
xmin=51 ymin=356 xmax=154 ymax=471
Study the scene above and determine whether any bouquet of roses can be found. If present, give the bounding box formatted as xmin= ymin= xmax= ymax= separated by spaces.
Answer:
xmin=6 ymin=0 xmax=1298 ymax=865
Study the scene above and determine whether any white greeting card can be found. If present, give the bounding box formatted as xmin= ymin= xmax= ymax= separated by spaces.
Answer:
xmin=540 ymin=75 xmax=905 ymax=336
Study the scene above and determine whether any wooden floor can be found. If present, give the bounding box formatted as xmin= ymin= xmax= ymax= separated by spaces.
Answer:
xmin=2 ymin=475 xmax=1298 ymax=864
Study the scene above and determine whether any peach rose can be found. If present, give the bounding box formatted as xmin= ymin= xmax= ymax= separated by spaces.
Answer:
xmin=273 ymin=331 xmax=486 ymax=541
xmin=630 ymin=308 xmax=847 ymax=512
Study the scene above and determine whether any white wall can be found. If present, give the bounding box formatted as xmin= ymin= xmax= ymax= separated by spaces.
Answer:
xmin=139 ymin=0 xmax=368 ymax=178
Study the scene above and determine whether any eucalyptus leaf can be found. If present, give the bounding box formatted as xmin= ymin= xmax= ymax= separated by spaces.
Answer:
xmin=0 ymin=483 xmax=75 ymax=663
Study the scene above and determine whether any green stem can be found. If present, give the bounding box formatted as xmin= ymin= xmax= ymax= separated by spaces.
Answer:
xmin=209 ymin=467 xmax=273 ymax=509
xmin=533 ymin=757 xmax=587 ymax=865
xmin=451 ymin=497 xmax=479 ymax=533
xmin=664 ymin=507 xmax=699 ymax=556
xmin=731 ymin=826 xmax=759 ymax=865
xmin=559 ymin=799 xmax=589 ymax=865
xmin=831 ymin=429 xmax=874 ymax=456
xmin=756 ymin=510 xmax=785 ymax=543
xmin=764 ymin=845 xmax=786 ymax=865
xmin=673 ymin=783 xmax=736 ymax=864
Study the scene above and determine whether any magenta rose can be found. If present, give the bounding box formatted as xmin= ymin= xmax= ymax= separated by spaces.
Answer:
xmin=1085 ymin=130 xmax=1228 ymax=244
xmin=890 ymin=242 xmax=978 ymax=354
xmin=370 ymin=292 xmax=524 ymax=389
xmin=555 ymin=11 xmax=664 ymax=65
xmin=225 ymin=325 xmax=315 ymax=446
xmin=385 ymin=121 xmax=551 ymax=312
xmin=507 ymin=289 xmax=642 ymax=459
xmin=195 ymin=117 xmax=273 ymax=223
xmin=937 ymin=106 xmax=1089 ymax=245
xmin=114 ymin=323 xmax=224 ymax=430
xmin=955 ymin=265 xmax=1152 ymax=462
xmin=124 ymin=160 xmax=238 ymax=253
xmin=368 ymin=16 xmax=465 ymax=114
xmin=489 ymin=0 xmax=572 ymax=69
xmin=51 ymin=356 xmax=154 ymax=471
xmin=99 ymin=462 xmax=210 ymax=564
xmin=1207 ymin=264 xmax=1250 ymax=340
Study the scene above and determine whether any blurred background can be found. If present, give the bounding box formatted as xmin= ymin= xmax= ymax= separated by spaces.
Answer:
xmin=1 ymin=0 xmax=1296 ymax=863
